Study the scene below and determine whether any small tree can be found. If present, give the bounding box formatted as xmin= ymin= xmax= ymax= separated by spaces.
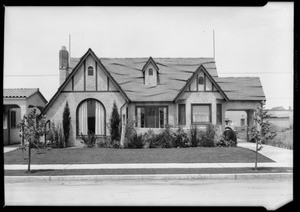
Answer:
xmin=109 ymin=101 xmax=120 ymax=142
xmin=17 ymin=108 xmax=47 ymax=173
xmin=248 ymin=103 xmax=276 ymax=170
xmin=62 ymin=101 xmax=71 ymax=147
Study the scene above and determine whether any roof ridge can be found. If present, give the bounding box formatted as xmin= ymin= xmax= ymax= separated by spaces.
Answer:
xmin=4 ymin=88 xmax=39 ymax=90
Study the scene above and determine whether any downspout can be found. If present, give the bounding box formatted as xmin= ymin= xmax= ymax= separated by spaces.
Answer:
xmin=120 ymin=102 xmax=128 ymax=148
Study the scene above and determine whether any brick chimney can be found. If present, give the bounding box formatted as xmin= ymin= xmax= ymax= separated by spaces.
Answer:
xmin=59 ymin=46 xmax=69 ymax=86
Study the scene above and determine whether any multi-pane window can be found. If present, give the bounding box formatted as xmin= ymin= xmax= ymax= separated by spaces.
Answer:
xmin=88 ymin=66 xmax=94 ymax=76
xmin=217 ymin=103 xmax=222 ymax=125
xmin=178 ymin=104 xmax=186 ymax=125
xmin=191 ymin=104 xmax=211 ymax=124
xmin=10 ymin=111 xmax=16 ymax=128
xmin=136 ymin=106 xmax=168 ymax=128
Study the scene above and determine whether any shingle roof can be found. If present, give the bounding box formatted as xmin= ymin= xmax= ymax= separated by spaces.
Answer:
xmin=214 ymin=77 xmax=266 ymax=101
xmin=68 ymin=51 xmax=265 ymax=102
xmin=70 ymin=57 xmax=219 ymax=101
xmin=3 ymin=88 xmax=40 ymax=99
xmin=269 ymin=106 xmax=288 ymax=111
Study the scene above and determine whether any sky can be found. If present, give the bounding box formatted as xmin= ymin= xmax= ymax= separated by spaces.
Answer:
xmin=4 ymin=3 xmax=294 ymax=110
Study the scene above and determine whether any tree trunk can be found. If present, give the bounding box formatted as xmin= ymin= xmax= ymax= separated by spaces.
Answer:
xmin=28 ymin=139 xmax=31 ymax=173
xmin=255 ymin=139 xmax=258 ymax=171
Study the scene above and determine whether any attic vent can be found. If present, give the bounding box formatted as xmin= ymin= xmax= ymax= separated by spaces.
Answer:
xmin=88 ymin=66 xmax=94 ymax=76
xmin=149 ymin=68 xmax=153 ymax=75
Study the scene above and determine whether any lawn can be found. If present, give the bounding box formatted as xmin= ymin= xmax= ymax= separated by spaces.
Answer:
xmin=4 ymin=147 xmax=274 ymax=164
xmin=266 ymin=129 xmax=293 ymax=150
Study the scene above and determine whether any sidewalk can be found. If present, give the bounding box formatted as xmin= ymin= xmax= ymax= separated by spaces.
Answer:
xmin=4 ymin=141 xmax=293 ymax=181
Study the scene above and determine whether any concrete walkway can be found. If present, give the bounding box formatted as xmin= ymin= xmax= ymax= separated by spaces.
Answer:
xmin=3 ymin=145 xmax=19 ymax=153
xmin=238 ymin=142 xmax=293 ymax=165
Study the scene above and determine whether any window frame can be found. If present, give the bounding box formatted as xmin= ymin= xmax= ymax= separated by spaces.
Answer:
xmin=10 ymin=110 xmax=16 ymax=128
xmin=178 ymin=104 xmax=186 ymax=125
xmin=191 ymin=104 xmax=211 ymax=125
xmin=135 ymin=105 xmax=168 ymax=128
xmin=148 ymin=68 xmax=153 ymax=76
xmin=76 ymin=98 xmax=106 ymax=137
xmin=87 ymin=66 xmax=94 ymax=76
xmin=216 ymin=103 xmax=222 ymax=125
xmin=198 ymin=76 xmax=204 ymax=85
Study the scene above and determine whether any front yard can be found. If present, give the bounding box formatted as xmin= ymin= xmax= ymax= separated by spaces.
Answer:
xmin=4 ymin=147 xmax=274 ymax=164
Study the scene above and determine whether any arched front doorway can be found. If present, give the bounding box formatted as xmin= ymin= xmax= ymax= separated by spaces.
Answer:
xmin=76 ymin=99 xmax=106 ymax=136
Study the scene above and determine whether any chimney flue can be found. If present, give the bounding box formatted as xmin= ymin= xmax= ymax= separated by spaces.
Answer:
xmin=59 ymin=46 xmax=69 ymax=86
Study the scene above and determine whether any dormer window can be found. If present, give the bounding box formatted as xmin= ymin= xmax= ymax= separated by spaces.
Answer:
xmin=198 ymin=77 xmax=204 ymax=84
xmin=88 ymin=66 xmax=94 ymax=76
xmin=142 ymin=57 xmax=159 ymax=87
xmin=149 ymin=68 xmax=153 ymax=76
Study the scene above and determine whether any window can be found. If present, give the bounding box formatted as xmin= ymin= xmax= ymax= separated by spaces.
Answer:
xmin=198 ymin=77 xmax=204 ymax=85
xmin=10 ymin=111 xmax=16 ymax=128
xmin=77 ymin=99 xmax=105 ymax=136
xmin=88 ymin=66 xmax=94 ymax=76
xmin=178 ymin=104 xmax=186 ymax=125
xmin=136 ymin=106 xmax=167 ymax=128
xmin=217 ymin=104 xmax=222 ymax=124
xmin=191 ymin=104 xmax=211 ymax=124
xmin=149 ymin=68 xmax=153 ymax=76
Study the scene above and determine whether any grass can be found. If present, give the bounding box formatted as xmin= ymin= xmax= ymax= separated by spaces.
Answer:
xmin=4 ymin=167 xmax=292 ymax=176
xmin=266 ymin=129 xmax=293 ymax=150
xmin=4 ymin=146 xmax=274 ymax=164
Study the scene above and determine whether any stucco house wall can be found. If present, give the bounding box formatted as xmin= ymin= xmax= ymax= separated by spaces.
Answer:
xmin=44 ymin=91 xmax=126 ymax=146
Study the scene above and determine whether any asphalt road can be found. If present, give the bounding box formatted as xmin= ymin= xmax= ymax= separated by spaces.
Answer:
xmin=4 ymin=178 xmax=293 ymax=210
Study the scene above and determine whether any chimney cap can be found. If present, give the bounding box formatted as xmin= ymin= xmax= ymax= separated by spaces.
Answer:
xmin=61 ymin=46 xmax=67 ymax=50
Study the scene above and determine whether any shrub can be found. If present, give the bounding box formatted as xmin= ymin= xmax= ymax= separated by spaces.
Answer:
xmin=189 ymin=125 xmax=200 ymax=147
xmin=96 ymin=137 xmax=112 ymax=148
xmin=144 ymin=129 xmax=160 ymax=148
xmin=48 ymin=122 xmax=65 ymax=148
xmin=109 ymin=101 xmax=120 ymax=142
xmin=199 ymin=124 xmax=216 ymax=147
xmin=126 ymin=132 xmax=144 ymax=149
xmin=173 ymin=127 xmax=190 ymax=148
xmin=80 ymin=131 xmax=97 ymax=148
xmin=62 ymin=101 xmax=71 ymax=147
xmin=155 ymin=125 xmax=175 ymax=148
xmin=111 ymin=140 xmax=122 ymax=149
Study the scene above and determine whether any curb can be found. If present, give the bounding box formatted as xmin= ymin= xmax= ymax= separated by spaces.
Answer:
xmin=5 ymin=173 xmax=293 ymax=183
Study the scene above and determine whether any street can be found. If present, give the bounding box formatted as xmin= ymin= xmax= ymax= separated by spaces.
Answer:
xmin=4 ymin=178 xmax=293 ymax=210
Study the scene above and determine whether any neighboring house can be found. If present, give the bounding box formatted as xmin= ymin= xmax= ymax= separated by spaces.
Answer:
xmin=3 ymin=88 xmax=48 ymax=145
xmin=266 ymin=106 xmax=293 ymax=131
xmin=41 ymin=46 xmax=266 ymax=146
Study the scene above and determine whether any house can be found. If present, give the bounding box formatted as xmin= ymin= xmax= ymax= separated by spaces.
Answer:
xmin=41 ymin=46 xmax=266 ymax=146
xmin=3 ymin=88 xmax=48 ymax=145
xmin=266 ymin=106 xmax=293 ymax=131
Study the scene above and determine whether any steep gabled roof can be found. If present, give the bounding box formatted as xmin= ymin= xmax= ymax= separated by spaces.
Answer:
xmin=141 ymin=57 xmax=159 ymax=73
xmin=70 ymin=57 xmax=218 ymax=102
xmin=64 ymin=54 xmax=265 ymax=102
xmin=173 ymin=64 xmax=229 ymax=102
xmin=4 ymin=88 xmax=48 ymax=103
xmin=42 ymin=48 xmax=130 ymax=115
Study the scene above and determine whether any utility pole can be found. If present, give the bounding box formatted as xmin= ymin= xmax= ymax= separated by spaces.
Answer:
xmin=213 ymin=30 xmax=215 ymax=59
